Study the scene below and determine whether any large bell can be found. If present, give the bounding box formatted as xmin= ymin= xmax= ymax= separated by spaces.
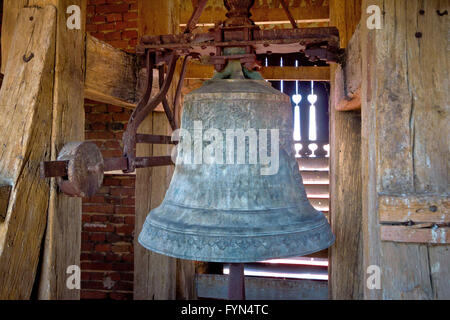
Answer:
xmin=138 ymin=63 xmax=334 ymax=262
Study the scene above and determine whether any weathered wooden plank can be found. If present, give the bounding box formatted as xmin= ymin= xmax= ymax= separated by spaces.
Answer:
xmin=362 ymin=0 xmax=449 ymax=299
xmin=1 ymin=0 xmax=27 ymax=74
xmin=196 ymin=274 xmax=328 ymax=300
xmin=379 ymin=195 xmax=449 ymax=224
xmin=381 ymin=226 xmax=449 ymax=244
xmin=0 ymin=6 xmax=56 ymax=299
xmin=85 ymin=34 xmax=138 ymax=108
xmin=329 ymin=0 xmax=364 ymax=300
xmin=33 ymin=0 xmax=87 ymax=300
xmin=186 ymin=64 xmax=330 ymax=81
xmin=135 ymin=0 xmax=196 ymax=300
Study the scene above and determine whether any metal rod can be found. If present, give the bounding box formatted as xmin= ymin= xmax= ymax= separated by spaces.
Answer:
xmin=40 ymin=160 xmax=69 ymax=178
xmin=228 ymin=263 xmax=245 ymax=300
xmin=136 ymin=134 xmax=176 ymax=145
xmin=184 ymin=0 xmax=208 ymax=34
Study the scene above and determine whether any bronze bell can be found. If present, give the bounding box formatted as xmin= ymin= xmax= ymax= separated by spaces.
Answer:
xmin=138 ymin=62 xmax=334 ymax=262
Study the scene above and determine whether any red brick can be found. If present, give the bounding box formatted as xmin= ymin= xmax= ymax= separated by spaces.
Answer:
xmin=90 ymin=233 xmax=106 ymax=242
xmin=83 ymin=204 xmax=114 ymax=214
xmin=122 ymin=30 xmax=137 ymax=39
xmin=112 ymin=263 xmax=133 ymax=271
xmin=115 ymin=206 xmax=134 ymax=215
xmin=106 ymin=13 xmax=123 ymax=22
xmin=103 ymin=177 xmax=121 ymax=186
xmin=86 ymin=24 xmax=98 ymax=33
xmin=81 ymin=291 xmax=107 ymax=300
xmin=105 ymin=253 xmax=122 ymax=262
xmin=96 ymin=4 xmax=129 ymax=14
xmin=122 ymin=253 xmax=133 ymax=263
xmin=121 ymin=198 xmax=135 ymax=206
xmin=105 ymin=31 xmax=122 ymax=41
xmin=82 ymin=232 xmax=89 ymax=241
xmin=123 ymin=12 xmax=138 ymax=21
xmin=83 ymin=223 xmax=115 ymax=233
xmin=82 ymin=281 xmax=104 ymax=290
xmin=91 ymin=215 xmax=111 ymax=223
xmin=110 ymin=292 xmax=132 ymax=300
xmin=124 ymin=216 xmax=134 ymax=225
xmin=86 ymin=131 xmax=115 ymax=140
xmin=106 ymin=233 xmax=123 ymax=243
xmin=95 ymin=244 xmax=111 ymax=252
xmin=110 ymin=188 xmax=134 ymax=196
xmin=83 ymin=196 xmax=105 ymax=203
xmin=111 ymin=244 xmax=132 ymax=253
xmin=120 ymin=178 xmax=135 ymax=187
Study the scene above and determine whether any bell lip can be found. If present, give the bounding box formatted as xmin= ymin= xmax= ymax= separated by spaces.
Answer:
xmin=138 ymin=219 xmax=335 ymax=263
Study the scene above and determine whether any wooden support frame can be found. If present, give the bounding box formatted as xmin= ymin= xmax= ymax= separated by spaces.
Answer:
xmin=328 ymin=0 xmax=364 ymax=301
xmin=134 ymin=0 xmax=196 ymax=300
xmin=0 ymin=5 xmax=56 ymax=299
xmin=361 ymin=0 xmax=449 ymax=299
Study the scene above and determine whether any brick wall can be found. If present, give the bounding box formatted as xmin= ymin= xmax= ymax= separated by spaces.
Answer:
xmin=81 ymin=0 xmax=138 ymax=300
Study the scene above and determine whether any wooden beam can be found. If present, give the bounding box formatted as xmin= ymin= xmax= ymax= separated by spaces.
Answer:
xmin=26 ymin=0 xmax=87 ymax=300
xmin=379 ymin=195 xmax=449 ymax=224
xmin=329 ymin=0 xmax=364 ymax=301
xmin=180 ymin=3 xmax=330 ymax=25
xmin=186 ymin=63 xmax=330 ymax=81
xmin=362 ymin=0 xmax=449 ymax=299
xmin=85 ymin=34 xmax=138 ymax=108
xmin=184 ymin=60 xmax=331 ymax=82
xmin=196 ymin=274 xmax=328 ymax=300
xmin=334 ymin=23 xmax=362 ymax=111
xmin=1 ymin=0 xmax=27 ymax=74
xmin=381 ymin=226 xmax=450 ymax=245
xmin=0 ymin=6 xmax=56 ymax=299
xmin=135 ymin=0 xmax=196 ymax=300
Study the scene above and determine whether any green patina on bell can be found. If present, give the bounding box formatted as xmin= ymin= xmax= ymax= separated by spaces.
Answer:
xmin=138 ymin=61 xmax=335 ymax=262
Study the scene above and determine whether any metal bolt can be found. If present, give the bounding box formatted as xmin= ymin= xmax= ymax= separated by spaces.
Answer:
xmin=429 ymin=205 xmax=438 ymax=212
xmin=415 ymin=32 xmax=422 ymax=38
xmin=419 ymin=10 xmax=425 ymax=15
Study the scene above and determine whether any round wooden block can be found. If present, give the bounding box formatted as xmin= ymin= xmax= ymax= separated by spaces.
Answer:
xmin=57 ymin=142 xmax=104 ymax=197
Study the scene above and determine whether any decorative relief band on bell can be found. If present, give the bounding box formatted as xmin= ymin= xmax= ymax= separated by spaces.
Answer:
xmin=184 ymin=92 xmax=291 ymax=103
xmin=138 ymin=218 xmax=335 ymax=263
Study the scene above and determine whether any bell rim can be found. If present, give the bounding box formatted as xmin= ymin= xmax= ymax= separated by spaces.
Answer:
xmin=138 ymin=218 xmax=335 ymax=263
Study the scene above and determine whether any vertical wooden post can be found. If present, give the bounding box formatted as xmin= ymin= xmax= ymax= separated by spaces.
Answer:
xmin=361 ymin=0 xmax=449 ymax=299
xmin=0 ymin=5 xmax=56 ymax=299
xmin=329 ymin=0 xmax=364 ymax=300
xmin=24 ymin=0 xmax=87 ymax=300
xmin=134 ymin=0 xmax=196 ymax=300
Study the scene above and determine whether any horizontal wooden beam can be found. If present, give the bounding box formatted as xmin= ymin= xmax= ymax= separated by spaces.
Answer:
xmin=196 ymin=274 xmax=328 ymax=300
xmin=379 ymin=194 xmax=449 ymax=224
xmin=181 ymin=5 xmax=330 ymax=25
xmin=84 ymin=34 xmax=138 ymax=108
xmin=186 ymin=63 xmax=330 ymax=81
xmin=381 ymin=226 xmax=450 ymax=244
